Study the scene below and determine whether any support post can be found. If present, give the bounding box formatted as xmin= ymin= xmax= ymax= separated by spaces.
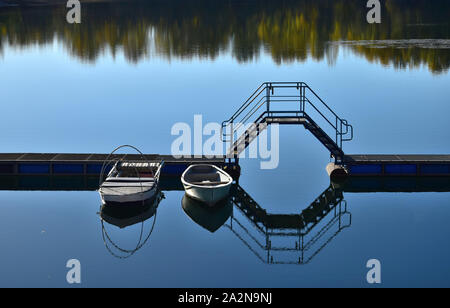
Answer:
xmin=230 ymin=122 xmax=234 ymax=161
xmin=300 ymin=85 xmax=304 ymax=113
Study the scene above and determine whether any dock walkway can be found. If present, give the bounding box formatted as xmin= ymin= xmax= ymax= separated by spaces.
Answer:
xmin=344 ymin=154 xmax=450 ymax=176
xmin=0 ymin=153 xmax=238 ymax=177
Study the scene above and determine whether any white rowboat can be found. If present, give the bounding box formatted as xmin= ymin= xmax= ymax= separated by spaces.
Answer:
xmin=181 ymin=164 xmax=233 ymax=206
xmin=99 ymin=161 xmax=164 ymax=205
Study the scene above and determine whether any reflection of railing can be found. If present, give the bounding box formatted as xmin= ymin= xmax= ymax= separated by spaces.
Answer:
xmin=226 ymin=184 xmax=352 ymax=264
xmin=3 ymin=175 xmax=450 ymax=192
xmin=221 ymin=82 xmax=353 ymax=163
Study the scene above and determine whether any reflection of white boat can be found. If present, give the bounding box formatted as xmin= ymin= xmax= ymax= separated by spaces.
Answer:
xmin=99 ymin=161 xmax=164 ymax=205
xmin=181 ymin=164 xmax=233 ymax=206
xmin=182 ymin=194 xmax=233 ymax=233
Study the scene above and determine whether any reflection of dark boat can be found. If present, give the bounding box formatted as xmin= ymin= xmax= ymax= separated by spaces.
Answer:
xmin=182 ymin=194 xmax=233 ymax=233
xmin=100 ymin=196 xmax=158 ymax=229
xmin=100 ymin=191 xmax=164 ymax=259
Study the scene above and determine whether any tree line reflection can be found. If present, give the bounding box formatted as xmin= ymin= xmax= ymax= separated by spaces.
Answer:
xmin=0 ymin=0 xmax=449 ymax=73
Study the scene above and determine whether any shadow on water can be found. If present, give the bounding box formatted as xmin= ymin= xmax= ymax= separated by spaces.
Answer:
xmin=0 ymin=0 xmax=449 ymax=73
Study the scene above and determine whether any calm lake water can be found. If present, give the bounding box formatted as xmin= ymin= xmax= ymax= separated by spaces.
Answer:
xmin=1 ymin=0 xmax=450 ymax=287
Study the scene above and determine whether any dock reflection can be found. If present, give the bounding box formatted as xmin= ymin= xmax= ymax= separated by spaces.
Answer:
xmin=1 ymin=174 xmax=450 ymax=262
xmin=226 ymin=184 xmax=351 ymax=265
xmin=225 ymin=176 xmax=449 ymax=264
xmin=2 ymin=174 xmax=450 ymax=193
xmin=181 ymin=176 xmax=450 ymax=264
xmin=333 ymin=176 xmax=450 ymax=193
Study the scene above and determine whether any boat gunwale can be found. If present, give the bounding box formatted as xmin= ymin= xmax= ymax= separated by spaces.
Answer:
xmin=181 ymin=164 xmax=233 ymax=189
xmin=99 ymin=159 xmax=164 ymax=204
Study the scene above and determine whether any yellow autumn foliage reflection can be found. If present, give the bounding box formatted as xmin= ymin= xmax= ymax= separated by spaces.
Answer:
xmin=0 ymin=0 xmax=448 ymax=73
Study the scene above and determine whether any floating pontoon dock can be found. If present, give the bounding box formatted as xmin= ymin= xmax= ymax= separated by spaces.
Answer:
xmin=0 ymin=153 xmax=239 ymax=177
xmin=342 ymin=155 xmax=450 ymax=177
xmin=221 ymin=82 xmax=450 ymax=178
xmin=326 ymin=155 xmax=450 ymax=177
xmin=1 ymin=82 xmax=449 ymax=183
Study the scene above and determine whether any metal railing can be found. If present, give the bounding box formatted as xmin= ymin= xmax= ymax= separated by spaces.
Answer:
xmin=221 ymin=82 xmax=353 ymax=157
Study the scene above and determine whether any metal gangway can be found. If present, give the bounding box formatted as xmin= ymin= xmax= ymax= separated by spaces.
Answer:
xmin=222 ymin=82 xmax=353 ymax=164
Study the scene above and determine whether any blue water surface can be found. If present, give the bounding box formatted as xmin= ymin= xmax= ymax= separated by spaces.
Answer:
xmin=1 ymin=2 xmax=450 ymax=287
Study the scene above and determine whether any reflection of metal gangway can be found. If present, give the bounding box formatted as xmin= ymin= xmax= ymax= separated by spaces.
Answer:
xmin=226 ymin=185 xmax=352 ymax=264
xmin=221 ymin=82 xmax=353 ymax=164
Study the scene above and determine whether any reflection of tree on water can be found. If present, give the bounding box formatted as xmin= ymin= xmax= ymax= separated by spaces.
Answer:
xmin=0 ymin=0 xmax=449 ymax=73
xmin=100 ymin=191 xmax=164 ymax=259
xmin=226 ymin=184 xmax=351 ymax=265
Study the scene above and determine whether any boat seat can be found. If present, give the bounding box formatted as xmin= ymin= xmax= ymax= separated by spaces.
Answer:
xmin=105 ymin=177 xmax=155 ymax=182
xmin=189 ymin=181 xmax=230 ymax=185
xmin=184 ymin=172 xmax=221 ymax=182
xmin=101 ymin=182 xmax=155 ymax=187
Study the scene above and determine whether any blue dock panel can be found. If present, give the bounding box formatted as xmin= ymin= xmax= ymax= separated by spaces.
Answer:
xmin=345 ymin=155 xmax=450 ymax=177
xmin=86 ymin=164 xmax=114 ymax=174
xmin=349 ymin=164 xmax=382 ymax=175
xmin=421 ymin=164 xmax=450 ymax=175
xmin=162 ymin=164 xmax=188 ymax=175
xmin=18 ymin=164 xmax=50 ymax=174
xmin=385 ymin=164 xmax=417 ymax=175
xmin=53 ymin=164 xmax=84 ymax=174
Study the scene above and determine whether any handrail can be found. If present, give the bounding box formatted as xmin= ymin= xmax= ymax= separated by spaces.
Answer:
xmin=304 ymin=97 xmax=336 ymax=130
xmin=229 ymin=96 xmax=268 ymax=136
xmin=223 ymin=82 xmax=299 ymax=126
xmin=303 ymin=84 xmax=341 ymax=121
xmin=221 ymin=82 xmax=353 ymax=159
xmin=224 ymin=83 xmax=267 ymax=124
